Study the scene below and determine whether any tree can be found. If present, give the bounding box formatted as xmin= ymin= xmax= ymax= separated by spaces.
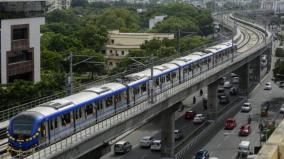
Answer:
xmin=94 ymin=8 xmax=141 ymax=32
xmin=76 ymin=23 xmax=108 ymax=51
xmin=180 ymin=36 xmax=209 ymax=52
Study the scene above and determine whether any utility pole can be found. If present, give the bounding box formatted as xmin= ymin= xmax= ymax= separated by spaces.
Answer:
xmin=68 ymin=52 xmax=73 ymax=95
xmin=176 ymin=29 xmax=181 ymax=54
xmin=150 ymin=54 xmax=154 ymax=104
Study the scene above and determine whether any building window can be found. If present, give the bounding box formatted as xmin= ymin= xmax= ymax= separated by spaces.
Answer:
xmin=8 ymin=50 xmax=32 ymax=64
xmin=121 ymin=51 xmax=125 ymax=56
xmin=109 ymin=62 xmax=113 ymax=66
xmin=12 ymin=27 xmax=28 ymax=40
xmin=115 ymin=51 xmax=119 ymax=56
xmin=111 ymin=39 xmax=114 ymax=44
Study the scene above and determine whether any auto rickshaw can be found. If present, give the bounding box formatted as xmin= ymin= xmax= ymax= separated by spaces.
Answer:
xmin=261 ymin=105 xmax=268 ymax=117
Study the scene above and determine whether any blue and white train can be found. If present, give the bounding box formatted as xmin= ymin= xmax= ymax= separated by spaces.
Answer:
xmin=7 ymin=41 xmax=237 ymax=155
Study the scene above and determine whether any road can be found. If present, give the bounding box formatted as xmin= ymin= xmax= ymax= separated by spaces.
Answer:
xmin=203 ymin=40 xmax=280 ymax=159
xmin=102 ymin=74 xmax=240 ymax=159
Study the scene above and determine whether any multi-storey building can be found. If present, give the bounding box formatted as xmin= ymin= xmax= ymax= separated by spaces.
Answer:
xmin=106 ymin=30 xmax=174 ymax=70
xmin=0 ymin=0 xmax=46 ymax=84
xmin=47 ymin=0 xmax=71 ymax=11
xmin=261 ymin=0 xmax=284 ymax=13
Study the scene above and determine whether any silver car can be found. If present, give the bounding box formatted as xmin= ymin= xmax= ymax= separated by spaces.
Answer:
xmin=193 ymin=114 xmax=206 ymax=124
xmin=140 ymin=136 xmax=154 ymax=147
xmin=241 ymin=103 xmax=251 ymax=112
xmin=114 ymin=141 xmax=132 ymax=154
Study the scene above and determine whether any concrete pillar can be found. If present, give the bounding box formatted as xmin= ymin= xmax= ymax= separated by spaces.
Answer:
xmin=254 ymin=56 xmax=261 ymax=83
xmin=236 ymin=63 xmax=249 ymax=96
xmin=161 ymin=106 xmax=175 ymax=159
xmin=207 ymin=80 xmax=218 ymax=120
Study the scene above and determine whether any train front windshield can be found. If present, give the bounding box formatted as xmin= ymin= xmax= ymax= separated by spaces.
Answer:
xmin=13 ymin=119 xmax=34 ymax=135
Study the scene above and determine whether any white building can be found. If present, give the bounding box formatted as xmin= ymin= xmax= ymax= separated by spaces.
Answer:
xmin=0 ymin=0 xmax=45 ymax=84
xmin=47 ymin=0 xmax=71 ymax=11
xmin=261 ymin=0 xmax=284 ymax=13
xmin=149 ymin=15 xmax=167 ymax=29
xmin=106 ymin=30 xmax=174 ymax=70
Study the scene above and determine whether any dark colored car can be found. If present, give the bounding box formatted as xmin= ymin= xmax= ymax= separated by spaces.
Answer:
xmin=194 ymin=149 xmax=209 ymax=159
xmin=225 ymin=118 xmax=237 ymax=130
xmin=219 ymin=95 xmax=229 ymax=105
xmin=239 ymin=124 xmax=251 ymax=136
xmin=185 ymin=110 xmax=196 ymax=120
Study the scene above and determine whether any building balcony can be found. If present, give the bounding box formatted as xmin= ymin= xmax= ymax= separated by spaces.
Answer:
xmin=7 ymin=60 xmax=33 ymax=76
xmin=12 ymin=39 xmax=29 ymax=50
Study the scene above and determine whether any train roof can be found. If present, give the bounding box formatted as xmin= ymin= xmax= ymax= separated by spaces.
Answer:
xmin=85 ymin=83 xmax=126 ymax=95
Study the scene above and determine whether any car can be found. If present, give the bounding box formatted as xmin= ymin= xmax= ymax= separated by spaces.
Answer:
xmin=232 ymin=77 xmax=239 ymax=84
xmin=193 ymin=114 xmax=206 ymax=124
xmin=217 ymin=87 xmax=226 ymax=98
xmin=184 ymin=110 xmax=197 ymax=120
xmin=279 ymin=81 xmax=284 ymax=88
xmin=174 ymin=129 xmax=183 ymax=140
xmin=238 ymin=141 xmax=250 ymax=157
xmin=264 ymin=82 xmax=272 ymax=90
xmin=239 ymin=124 xmax=251 ymax=136
xmin=150 ymin=140 xmax=161 ymax=151
xmin=223 ymin=81 xmax=232 ymax=89
xmin=230 ymin=72 xmax=238 ymax=77
xmin=219 ymin=77 xmax=226 ymax=85
xmin=241 ymin=103 xmax=251 ymax=112
xmin=225 ymin=118 xmax=237 ymax=130
xmin=194 ymin=149 xmax=209 ymax=159
xmin=140 ymin=136 xmax=154 ymax=147
xmin=219 ymin=95 xmax=229 ymax=105
xmin=280 ymin=104 xmax=284 ymax=114
xmin=229 ymin=87 xmax=239 ymax=96
xmin=114 ymin=141 xmax=132 ymax=154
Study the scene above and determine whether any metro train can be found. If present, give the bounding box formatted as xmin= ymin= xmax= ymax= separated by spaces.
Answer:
xmin=7 ymin=40 xmax=237 ymax=155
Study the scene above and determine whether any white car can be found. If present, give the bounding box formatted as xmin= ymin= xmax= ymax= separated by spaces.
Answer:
xmin=114 ymin=141 xmax=132 ymax=154
xmin=150 ymin=140 xmax=161 ymax=151
xmin=193 ymin=114 xmax=206 ymax=124
xmin=264 ymin=82 xmax=272 ymax=90
xmin=140 ymin=136 xmax=154 ymax=147
xmin=174 ymin=130 xmax=183 ymax=140
xmin=224 ymin=81 xmax=232 ymax=88
xmin=241 ymin=103 xmax=251 ymax=112
xmin=232 ymin=77 xmax=239 ymax=84
xmin=280 ymin=104 xmax=284 ymax=114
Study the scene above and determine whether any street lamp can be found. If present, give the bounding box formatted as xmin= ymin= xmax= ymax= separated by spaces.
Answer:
xmin=129 ymin=54 xmax=155 ymax=104
xmin=67 ymin=53 xmax=105 ymax=95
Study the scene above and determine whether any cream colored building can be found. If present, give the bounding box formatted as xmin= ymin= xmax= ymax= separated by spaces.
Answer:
xmin=106 ymin=30 xmax=175 ymax=70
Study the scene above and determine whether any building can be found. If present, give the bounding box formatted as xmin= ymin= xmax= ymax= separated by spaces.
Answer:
xmin=0 ymin=0 xmax=46 ymax=84
xmin=106 ymin=30 xmax=174 ymax=70
xmin=47 ymin=0 xmax=71 ymax=12
xmin=149 ymin=15 xmax=167 ymax=29
xmin=261 ymin=0 xmax=284 ymax=13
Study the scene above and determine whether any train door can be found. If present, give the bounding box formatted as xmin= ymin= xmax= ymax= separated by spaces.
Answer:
xmin=60 ymin=112 xmax=73 ymax=137
xmin=95 ymin=100 xmax=104 ymax=119
xmin=104 ymin=96 xmax=115 ymax=115
xmin=38 ymin=121 xmax=48 ymax=146
xmin=74 ymin=108 xmax=83 ymax=130
xmin=114 ymin=92 xmax=126 ymax=112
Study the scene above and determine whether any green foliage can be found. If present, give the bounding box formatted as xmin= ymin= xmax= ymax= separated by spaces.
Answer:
xmin=94 ymin=8 xmax=142 ymax=32
xmin=275 ymin=48 xmax=284 ymax=57
xmin=76 ymin=23 xmax=108 ymax=51
xmin=180 ymin=36 xmax=209 ymax=52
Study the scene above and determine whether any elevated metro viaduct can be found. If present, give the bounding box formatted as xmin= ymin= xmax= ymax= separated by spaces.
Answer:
xmin=27 ymin=15 xmax=272 ymax=159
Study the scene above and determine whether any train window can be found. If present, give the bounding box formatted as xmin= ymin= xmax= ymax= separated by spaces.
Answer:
xmin=208 ymin=58 xmax=211 ymax=63
xmin=161 ymin=77 xmax=165 ymax=83
xmin=61 ymin=113 xmax=71 ymax=126
xmin=75 ymin=109 xmax=82 ymax=119
xmin=85 ymin=104 xmax=93 ymax=115
xmin=54 ymin=118 xmax=58 ymax=129
xmin=96 ymin=101 xmax=103 ymax=110
xmin=155 ymin=79 xmax=160 ymax=86
xmin=166 ymin=74 xmax=171 ymax=82
xmin=141 ymin=84 xmax=147 ymax=92
xmin=133 ymin=88 xmax=140 ymax=95
xmin=171 ymin=72 xmax=177 ymax=79
xmin=50 ymin=120 xmax=54 ymax=130
xmin=115 ymin=94 xmax=122 ymax=102
xmin=106 ymin=97 xmax=113 ymax=107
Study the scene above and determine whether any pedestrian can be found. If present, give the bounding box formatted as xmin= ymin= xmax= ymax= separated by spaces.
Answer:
xmin=193 ymin=96 xmax=196 ymax=104
xmin=200 ymin=89 xmax=203 ymax=96
xmin=248 ymin=115 xmax=251 ymax=124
